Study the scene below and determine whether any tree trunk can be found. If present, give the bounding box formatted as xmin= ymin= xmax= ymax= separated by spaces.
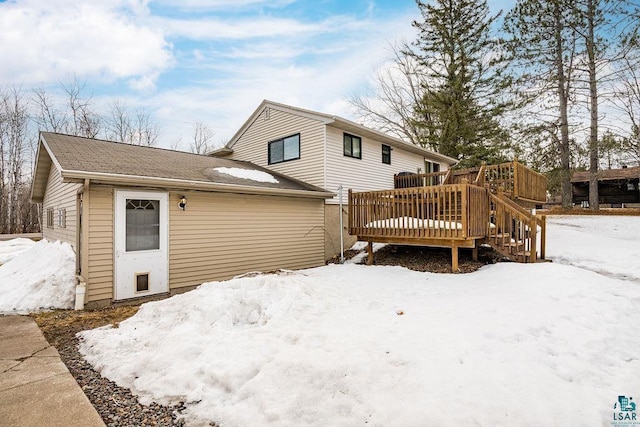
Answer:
xmin=587 ymin=0 xmax=599 ymax=210
xmin=555 ymin=3 xmax=573 ymax=209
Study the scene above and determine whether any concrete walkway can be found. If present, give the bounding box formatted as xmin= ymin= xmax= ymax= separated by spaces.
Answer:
xmin=0 ymin=315 xmax=105 ymax=427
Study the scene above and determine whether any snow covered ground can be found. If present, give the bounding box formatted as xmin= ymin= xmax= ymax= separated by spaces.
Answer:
xmin=78 ymin=215 xmax=640 ymax=427
xmin=0 ymin=239 xmax=77 ymax=313
xmin=0 ymin=237 xmax=36 ymax=265
xmin=546 ymin=215 xmax=640 ymax=282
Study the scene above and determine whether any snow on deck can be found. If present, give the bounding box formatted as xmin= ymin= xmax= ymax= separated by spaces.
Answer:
xmin=366 ymin=216 xmax=463 ymax=230
xmin=77 ymin=215 xmax=640 ymax=427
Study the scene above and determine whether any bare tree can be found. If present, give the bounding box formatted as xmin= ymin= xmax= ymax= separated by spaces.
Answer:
xmin=32 ymin=77 xmax=101 ymax=138
xmin=130 ymin=110 xmax=160 ymax=146
xmin=350 ymin=45 xmax=435 ymax=147
xmin=613 ymin=50 xmax=640 ymax=164
xmin=0 ymin=86 xmax=35 ymax=233
xmin=190 ymin=121 xmax=214 ymax=154
xmin=61 ymin=77 xmax=101 ymax=138
xmin=105 ymin=99 xmax=131 ymax=143
xmin=505 ymin=0 xmax=580 ymax=208
xmin=105 ymin=100 xmax=160 ymax=146
xmin=32 ymin=88 xmax=68 ymax=133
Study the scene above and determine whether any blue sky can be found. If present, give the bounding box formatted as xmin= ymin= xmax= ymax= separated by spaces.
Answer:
xmin=0 ymin=0 xmax=515 ymax=149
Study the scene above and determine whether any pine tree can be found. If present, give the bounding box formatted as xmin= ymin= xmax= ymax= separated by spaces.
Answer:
xmin=409 ymin=0 xmax=510 ymax=167
xmin=504 ymin=0 xmax=579 ymax=208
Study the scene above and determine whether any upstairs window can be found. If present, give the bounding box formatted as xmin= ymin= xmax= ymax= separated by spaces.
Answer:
xmin=268 ymin=134 xmax=300 ymax=164
xmin=343 ymin=133 xmax=362 ymax=159
xmin=382 ymin=144 xmax=391 ymax=164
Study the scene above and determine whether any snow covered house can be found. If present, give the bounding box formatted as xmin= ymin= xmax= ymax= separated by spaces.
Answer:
xmin=211 ymin=100 xmax=458 ymax=257
xmin=31 ymin=132 xmax=333 ymax=308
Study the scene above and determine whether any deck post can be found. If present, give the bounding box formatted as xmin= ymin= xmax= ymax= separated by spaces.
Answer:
xmin=540 ymin=215 xmax=546 ymax=260
xmin=367 ymin=241 xmax=374 ymax=265
xmin=451 ymin=243 xmax=459 ymax=272
xmin=529 ymin=217 xmax=537 ymax=263
xmin=472 ymin=245 xmax=478 ymax=262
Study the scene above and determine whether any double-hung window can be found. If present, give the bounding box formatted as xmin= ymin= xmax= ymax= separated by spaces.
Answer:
xmin=268 ymin=134 xmax=300 ymax=164
xmin=382 ymin=144 xmax=391 ymax=164
xmin=57 ymin=208 xmax=66 ymax=228
xmin=46 ymin=208 xmax=54 ymax=229
xmin=343 ymin=133 xmax=362 ymax=159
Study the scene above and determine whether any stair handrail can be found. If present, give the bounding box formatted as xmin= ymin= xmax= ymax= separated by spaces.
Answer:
xmin=442 ymin=169 xmax=452 ymax=185
xmin=474 ymin=162 xmax=487 ymax=187
xmin=488 ymin=189 xmax=544 ymax=262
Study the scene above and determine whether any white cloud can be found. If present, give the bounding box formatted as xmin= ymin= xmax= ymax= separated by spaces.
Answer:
xmin=141 ymin=9 xmax=420 ymax=147
xmin=153 ymin=0 xmax=298 ymax=11
xmin=154 ymin=15 xmax=356 ymax=40
xmin=0 ymin=0 xmax=173 ymax=87
xmin=1 ymin=0 xmax=423 ymax=152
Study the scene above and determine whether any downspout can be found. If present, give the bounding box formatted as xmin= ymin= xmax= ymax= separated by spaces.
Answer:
xmin=338 ymin=184 xmax=344 ymax=264
xmin=74 ymin=178 xmax=90 ymax=310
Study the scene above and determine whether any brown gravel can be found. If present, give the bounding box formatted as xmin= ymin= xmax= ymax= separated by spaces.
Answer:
xmin=32 ymin=307 xmax=190 ymax=427
xmin=368 ymin=244 xmax=505 ymax=273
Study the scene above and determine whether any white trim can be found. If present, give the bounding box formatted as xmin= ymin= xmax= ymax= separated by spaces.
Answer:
xmin=60 ymin=170 xmax=334 ymax=199
xmin=224 ymin=100 xmax=458 ymax=166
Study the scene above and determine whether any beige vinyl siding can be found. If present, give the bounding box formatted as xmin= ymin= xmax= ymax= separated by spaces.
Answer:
xmin=325 ymin=125 xmax=448 ymax=203
xmin=86 ymin=186 xmax=114 ymax=302
xmin=228 ymin=107 xmax=325 ymax=188
xmin=169 ymin=191 xmax=325 ymax=289
xmin=42 ymin=163 xmax=81 ymax=247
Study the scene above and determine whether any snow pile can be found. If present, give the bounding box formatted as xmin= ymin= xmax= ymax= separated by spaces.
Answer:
xmin=0 ymin=237 xmax=36 ymax=265
xmin=214 ymin=167 xmax=279 ymax=184
xmin=79 ymin=262 xmax=640 ymax=426
xmin=0 ymin=239 xmax=77 ymax=313
xmin=546 ymin=215 xmax=640 ymax=281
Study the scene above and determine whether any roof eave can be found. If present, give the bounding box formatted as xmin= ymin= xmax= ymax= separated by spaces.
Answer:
xmin=60 ymin=170 xmax=335 ymax=200
xmin=208 ymin=147 xmax=234 ymax=157
xmin=30 ymin=134 xmax=62 ymax=203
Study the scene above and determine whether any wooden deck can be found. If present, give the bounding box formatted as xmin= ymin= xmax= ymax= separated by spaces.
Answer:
xmin=350 ymin=161 xmax=547 ymax=271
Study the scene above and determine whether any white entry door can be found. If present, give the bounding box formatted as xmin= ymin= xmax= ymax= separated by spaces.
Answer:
xmin=114 ymin=190 xmax=169 ymax=301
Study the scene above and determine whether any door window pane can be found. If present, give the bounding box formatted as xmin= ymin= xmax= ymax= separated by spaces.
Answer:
xmin=126 ymin=199 xmax=160 ymax=251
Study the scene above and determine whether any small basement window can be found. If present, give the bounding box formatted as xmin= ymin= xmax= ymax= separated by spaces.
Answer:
xmin=268 ymin=133 xmax=300 ymax=164
xmin=46 ymin=208 xmax=54 ymax=229
xmin=344 ymin=133 xmax=362 ymax=159
xmin=382 ymin=144 xmax=391 ymax=165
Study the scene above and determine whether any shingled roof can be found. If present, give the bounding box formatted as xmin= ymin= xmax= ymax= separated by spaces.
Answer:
xmin=31 ymin=132 xmax=333 ymax=202
xmin=571 ymin=166 xmax=640 ymax=183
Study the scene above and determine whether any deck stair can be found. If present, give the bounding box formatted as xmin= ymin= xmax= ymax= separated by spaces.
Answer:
xmin=484 ymin=190 xmax=546 ymax=263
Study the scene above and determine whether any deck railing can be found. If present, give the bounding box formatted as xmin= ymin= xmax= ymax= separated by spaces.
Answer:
xmin=486 ymin=191 xmax=545 ymax=262
xmin=393 ymin=160 xmax=548 ymax=204
xmin=394 ymin=171 xmax=449 ymax=188
xmin=513 ymin=161 xmax=547 ymax=203
xmin=348 ymin=184 xmax=489 ymax=241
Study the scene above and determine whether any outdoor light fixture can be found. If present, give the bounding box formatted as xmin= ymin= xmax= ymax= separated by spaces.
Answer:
xmin=179 ymin=196 xmax=187 ymax=210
